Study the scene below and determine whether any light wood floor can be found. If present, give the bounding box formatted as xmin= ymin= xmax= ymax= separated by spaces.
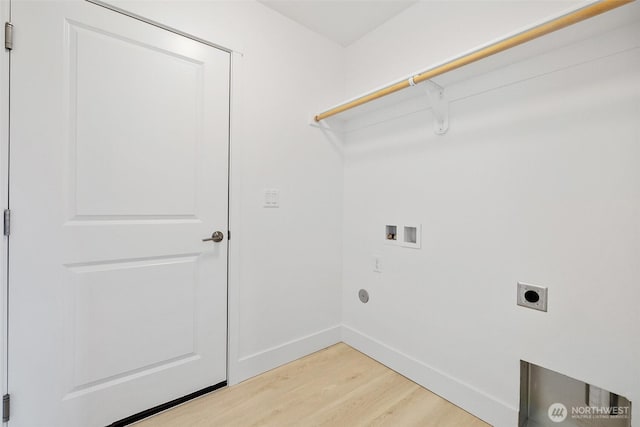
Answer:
xmin=134 ymin=343 xmax=490 ymax=427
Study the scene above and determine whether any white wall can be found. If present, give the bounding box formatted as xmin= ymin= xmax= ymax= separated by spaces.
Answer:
xmin=344 ymin=0 xmax=588 ymax=98
xmin=100 ymin=0 xmax=345 ymax=384
xmin=340 ymin=2 xmax=640 ymax=426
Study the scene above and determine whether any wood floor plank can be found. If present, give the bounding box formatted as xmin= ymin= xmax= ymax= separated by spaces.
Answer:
xmin=134 ymin=343 xmax=491 ymax=427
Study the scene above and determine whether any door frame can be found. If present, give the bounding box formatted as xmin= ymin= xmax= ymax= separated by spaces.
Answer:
xmin=1 ymin=0 xmax=11 ymax=416
xmin=0 ymin=0 xmax=245 ymax=422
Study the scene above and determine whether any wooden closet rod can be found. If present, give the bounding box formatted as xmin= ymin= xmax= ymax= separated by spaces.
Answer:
xmin=314 ymin=0 xmax=634 ymax=122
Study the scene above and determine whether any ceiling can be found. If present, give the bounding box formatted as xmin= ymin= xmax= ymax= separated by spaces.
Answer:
xmin=258 ymin=1 xmax=418 ymax=47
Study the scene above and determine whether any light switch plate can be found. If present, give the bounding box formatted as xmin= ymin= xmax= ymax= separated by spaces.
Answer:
xmin=263 ymin=189 xmax=279 ymax=208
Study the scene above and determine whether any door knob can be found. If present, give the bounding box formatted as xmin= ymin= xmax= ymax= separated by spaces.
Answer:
xmin=202 ymin=231 xmax=224 ymax=242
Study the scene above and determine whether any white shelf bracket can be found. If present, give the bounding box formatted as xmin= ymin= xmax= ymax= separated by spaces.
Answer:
xmin=423 ymin=80 xmax=449 ymax=135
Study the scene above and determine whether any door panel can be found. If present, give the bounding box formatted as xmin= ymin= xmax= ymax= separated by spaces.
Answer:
xmin=71 ymin=20 xmax=201 ymax=218
xmin=70 ymin=256 xmax=198 ymax=388
xmin=8 ymin=2 xmax=230 ymax=426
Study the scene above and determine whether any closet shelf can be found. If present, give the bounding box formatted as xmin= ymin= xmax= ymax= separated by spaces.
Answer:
xmin=312 ymin=0 xmax=635 ymax=131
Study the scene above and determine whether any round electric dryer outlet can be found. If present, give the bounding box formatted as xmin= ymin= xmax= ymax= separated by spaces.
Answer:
xmin=358 ymin=289 xmax=369 ymax=303
xmin=524 ymin=290 xmax=540 ymax=303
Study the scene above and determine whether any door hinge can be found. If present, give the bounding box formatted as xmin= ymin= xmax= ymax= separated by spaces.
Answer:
xmin=4 ymin=22 xmax=13 ymax=51
xmin=2 ymin=393 xmax=9 ymax=422
xmin=3 ymin=209 xmax=10 ymax=236
xmin=227 ymin=230 xmax=230 ymax=240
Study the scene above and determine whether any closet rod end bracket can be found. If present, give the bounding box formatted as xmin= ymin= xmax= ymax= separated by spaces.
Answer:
xmin=424 ymin=81 xmax=449 ymax=135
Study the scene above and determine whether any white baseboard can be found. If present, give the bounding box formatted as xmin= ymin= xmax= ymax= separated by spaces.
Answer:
xmin=341 ymin=325 xmax=518 ymax=427
xmin=230 ymin=325 xmax=342 ymax=385
xmin=229 ymin=324 xmax=517 ymax=426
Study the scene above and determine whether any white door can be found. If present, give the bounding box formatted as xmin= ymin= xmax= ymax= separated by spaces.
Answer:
xmin=8 ymin=1 xmax=230 ymax=426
